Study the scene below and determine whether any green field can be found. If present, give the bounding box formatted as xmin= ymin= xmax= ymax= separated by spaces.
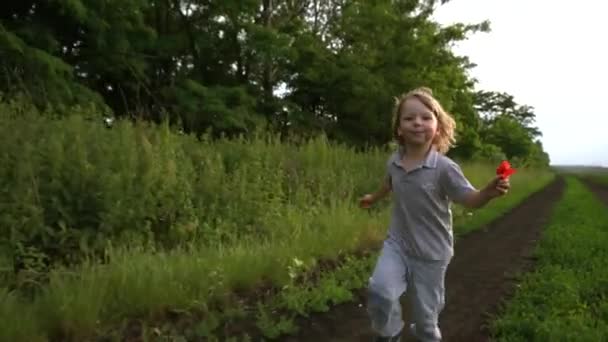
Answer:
xmin=0 ymin=111 xmax=555 ymax=341
xmin=553 ymin=166 xmax=608 ymax=186
xmin=589 ymin=173 xmax=608 ymax=186
xmin=489 ymin=177 xmax=608 ymax=341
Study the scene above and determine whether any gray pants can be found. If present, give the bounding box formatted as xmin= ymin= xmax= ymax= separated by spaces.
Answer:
xmin=367 ymin=238 xmax=450 ymax=341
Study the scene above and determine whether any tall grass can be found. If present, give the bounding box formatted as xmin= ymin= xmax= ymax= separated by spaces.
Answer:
xmin=0 ymin=100 xmax=391 ymax=273
xmin=0 ymin=101 xmax=555 ymax=341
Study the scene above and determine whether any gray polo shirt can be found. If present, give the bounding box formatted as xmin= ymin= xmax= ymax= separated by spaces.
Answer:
xmin=385 ymin=148 xmax=477 ymax=261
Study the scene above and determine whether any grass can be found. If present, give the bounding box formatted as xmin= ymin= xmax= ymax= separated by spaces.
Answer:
xmin=452 ymin=163 xmax=555 ymax=237
xmin=0 ymin=165 xmax=554 ymax=341
xmin=553 ymin=165 xmax=608 ymax=186
xmin=489 ymin=177 xmax=608 ymax=341
xmin=589 ymin=173 xmax=608 ymax=186
xmin=0 ymin=102 xmax=556 ymax=341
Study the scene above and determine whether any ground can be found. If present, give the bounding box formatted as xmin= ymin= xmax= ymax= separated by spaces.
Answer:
xmin=282 ymin=177 xmax=567 ymax=342
xmin=583 ymin=177 xmax=608 ymax=207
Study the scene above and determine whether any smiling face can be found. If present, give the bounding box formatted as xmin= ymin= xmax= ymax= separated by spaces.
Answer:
xmin=391 ymin=87 xmax=457 ymax=154
xmin=396 ymin=96 xmax=439 ymax=149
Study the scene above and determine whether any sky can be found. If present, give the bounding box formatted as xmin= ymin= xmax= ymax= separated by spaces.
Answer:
xmin=432 ymin=0 xmax=608 ymax=167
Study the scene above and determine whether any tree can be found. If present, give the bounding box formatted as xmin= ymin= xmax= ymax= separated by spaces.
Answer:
xmin=0 ymin=0 xmax=550 ymax=166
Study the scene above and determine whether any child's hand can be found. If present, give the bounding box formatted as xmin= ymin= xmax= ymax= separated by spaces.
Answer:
xmin=483 ymin=176 xmax=511 ymax=199
xmin=359 ymin=194 xmax=375 ymax=208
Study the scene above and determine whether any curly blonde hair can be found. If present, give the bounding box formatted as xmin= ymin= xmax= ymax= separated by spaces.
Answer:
xmin=392 ymin=87 xmax=456 ymax=154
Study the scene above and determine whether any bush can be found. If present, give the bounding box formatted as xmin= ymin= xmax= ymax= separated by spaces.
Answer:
xmin=0 ymin=101 xmax=390 ymax=286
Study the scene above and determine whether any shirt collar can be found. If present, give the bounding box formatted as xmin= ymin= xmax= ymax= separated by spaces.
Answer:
xmin=393 ymin=146 xmax=439 ymax=169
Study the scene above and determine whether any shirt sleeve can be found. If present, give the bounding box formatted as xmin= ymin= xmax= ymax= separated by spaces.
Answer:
xmin=440 ymin=159 xmax=477 ymax=203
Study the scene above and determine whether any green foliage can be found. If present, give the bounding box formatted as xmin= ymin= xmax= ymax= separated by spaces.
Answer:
xmin=0 ymin=0 xmax=150 ymax=111
xmin=162 ymin=80 xmax=260 ymax=135
xmin=0 ymin=0 xmax=550 ymax=164
xmin=472 ymin=143 xmax=506 ymax=163
xmin=490 ymin=177 xmax=608 ymax=341
xmin=474 ymin=90 xmax=548 ymax=166
xmin=0 ymin=101 xmax=391 ymax=285
xmin=254 ymin=254 xmax=376 ymax=339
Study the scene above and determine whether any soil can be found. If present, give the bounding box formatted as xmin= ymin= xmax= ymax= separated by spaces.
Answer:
xmin=582 ymin=177 xmax=608 ymax=206
xmin=281 ymin=177 xmax=565 ymax=342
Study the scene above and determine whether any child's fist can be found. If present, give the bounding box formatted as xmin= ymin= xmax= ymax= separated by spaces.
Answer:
xmin=484 ymin=176 xmax=510 ymax=198
xmin=495 ymin=176 xmax=511 ymax=195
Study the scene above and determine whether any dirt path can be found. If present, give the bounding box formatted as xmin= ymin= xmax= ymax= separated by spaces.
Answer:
xmin=581 ymin=178 xmax=608 ymax=206
xmin=282 ymin=177 xmax=565 ymax=342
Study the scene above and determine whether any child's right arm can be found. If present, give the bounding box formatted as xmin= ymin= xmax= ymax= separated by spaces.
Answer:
xmin=359 ymin=176 xmax=391 ymax=208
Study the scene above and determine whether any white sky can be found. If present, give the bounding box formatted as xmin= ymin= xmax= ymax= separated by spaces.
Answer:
xmin=432 ymin=0 xmax=608 ymax=167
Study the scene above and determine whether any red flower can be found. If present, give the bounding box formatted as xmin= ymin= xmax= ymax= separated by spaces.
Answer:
xmin=496 ymin=160 xmax=516 ymax=179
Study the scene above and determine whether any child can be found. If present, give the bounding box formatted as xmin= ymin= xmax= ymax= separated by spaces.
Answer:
xmin=359 ymin=87 xmax=510 ymax=342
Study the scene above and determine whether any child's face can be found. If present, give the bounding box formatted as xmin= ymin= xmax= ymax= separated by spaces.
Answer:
xmin=397 ymin=97 xmax=438 ymax=148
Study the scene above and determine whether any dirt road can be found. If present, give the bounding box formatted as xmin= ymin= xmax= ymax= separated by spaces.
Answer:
xmin=582 ymin=177 xmax=608 ymax=206
xmin=282 ymin=177 xmax=565 ymax=342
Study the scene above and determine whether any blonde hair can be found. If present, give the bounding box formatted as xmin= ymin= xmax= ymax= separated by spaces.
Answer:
xmin=391 ymin=87 xmax=456 ymax=154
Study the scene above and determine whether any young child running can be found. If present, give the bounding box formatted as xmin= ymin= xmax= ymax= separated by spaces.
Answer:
xmin=359 ymin=87 xmax=510 ymax=342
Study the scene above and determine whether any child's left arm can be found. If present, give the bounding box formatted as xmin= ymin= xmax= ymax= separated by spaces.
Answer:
xmin=441 ymin=160 xmax=510 ymax=209
xmin=460 ymin=176 xmax=510 ymax=209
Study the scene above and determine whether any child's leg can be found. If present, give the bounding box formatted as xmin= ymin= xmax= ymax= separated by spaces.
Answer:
xmin=407 ymin=257 xmax=450 ymax=342
xmin=367 ymin=239 xmax=409 ymax=338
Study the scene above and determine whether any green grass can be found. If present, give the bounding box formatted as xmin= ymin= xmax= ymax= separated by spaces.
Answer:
xmin=0 ymin=166 xmax=554 ymax=341
xmin=0 ymin=102 xmax=556 ymax=341
xmin=553 ymin=165 xmax=608 ymax=186
xmin=489 ymin=177 xmax=608 ymax=341
xmin=452 ymin=163 xmax=555 ymax=237
xmin=579 ymin=168 xmax=608 ymax=188
xmin=589 ymin=173 xmax=608 ymax=186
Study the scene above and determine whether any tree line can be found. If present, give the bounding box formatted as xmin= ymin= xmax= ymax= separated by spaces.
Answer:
xmin=0 ymin=0 xmax=549 ymax=165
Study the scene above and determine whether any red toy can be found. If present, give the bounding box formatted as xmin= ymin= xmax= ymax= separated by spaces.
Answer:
xmin=496 ymin=160 xmax=516 ymax=179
